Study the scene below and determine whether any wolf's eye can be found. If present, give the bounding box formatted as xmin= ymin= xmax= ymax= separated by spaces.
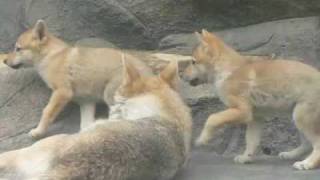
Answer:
xmin=15 ymin=47 xmax=22 ymax=52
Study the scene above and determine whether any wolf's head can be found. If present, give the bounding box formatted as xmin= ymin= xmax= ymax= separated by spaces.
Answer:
xmin=111 ymin=57 xmax=192 ymax=153
xmin=4 ymin=20 xmax=59 ymax=69
xmin=181 ymin=29 xmax=238 ymax=86
xmin=112 ymin=58 xmax=185 ymax=121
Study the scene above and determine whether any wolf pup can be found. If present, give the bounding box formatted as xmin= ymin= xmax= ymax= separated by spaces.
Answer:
xmin=0 ymin=60 xmax=192 ymax=179
xmin=3 ymin=20 xmax=151 ymax=139
xmin=182 ymin=29 xmax=320 ymax=170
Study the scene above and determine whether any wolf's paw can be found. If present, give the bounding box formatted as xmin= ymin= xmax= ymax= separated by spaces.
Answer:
xmin=194 ymin=134 xmax=210 ymax=147
xmin=279 ymin=151 xmax=297 ymax=160
xmin=234 ymin=155 xmax=253 ymax=164
xmin=293 ymin=160 xmax=315 ymax=170
xmin=29 ymin=128 xmax=44 ymax=139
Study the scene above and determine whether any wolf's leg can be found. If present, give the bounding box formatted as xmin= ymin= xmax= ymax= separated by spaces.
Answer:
xmin=80 ymin=103 xmax=96 ymax=130
xmin=103 ymin=77 xmax=121 ymax=115
xmin=279 ymin=133 xmax=311 ymax=160
xmin=293 ymin=143 xmax=320 ymax=170
xmin=195 ymin=98 xmax=252 ymax=146
xmin=293 ymin=130 xmax=320 ymax=170
xmin=292 ymin=102 xmax=320 ymax=170
xmin=29 ymin=89 xmax=73 ymax=138
xmin=234 ymin=121 xmax=262 ymax=164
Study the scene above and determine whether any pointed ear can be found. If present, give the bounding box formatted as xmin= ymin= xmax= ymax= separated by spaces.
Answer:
xmin=159 ymin=60 xmax=179 ymax=90
xmin=33 ymin=20 xmax=48 ymax=42
xmin=195 ymin=31 xmax=209 ymax=51
xmin=195 ymin=31 xmax=202 ymax=42
xmin=201 ymin=29 xmax=223 ymax=55
xmin=201 ymin=29 xmax=210 ymax=36
xmin=122 ymin=54 xmax=141 ymax=86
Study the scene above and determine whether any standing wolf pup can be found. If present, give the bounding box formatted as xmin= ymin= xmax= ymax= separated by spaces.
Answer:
xmin=182 ymin=29 xmax=320 ymax=170
xmin=0 ymin=60 xmax=192 ymax=180
xmin=4 ymin=20 xmax=151 ymax=139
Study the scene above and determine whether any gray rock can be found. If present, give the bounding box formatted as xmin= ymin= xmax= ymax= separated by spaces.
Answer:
xmin=159 ymin=17 xmax=320 ymax=67
xmin=24 ymin=0 xmax=156 ymax=49
xmin=0 ymin=0 xmax=25 ymax=51
xmin=19 ymin=0 xmax=320 ymax=50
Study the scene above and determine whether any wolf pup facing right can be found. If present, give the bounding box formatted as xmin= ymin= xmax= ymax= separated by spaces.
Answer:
xmin=182 ymin=30 xmax=320 ymax=170
xmin=0 ymin=60 xmax=192 ymax=180
xmin=3 ymin=20 xmax=151 ymax=139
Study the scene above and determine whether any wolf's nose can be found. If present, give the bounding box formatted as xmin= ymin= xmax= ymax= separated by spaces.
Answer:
xmin=3 ymin=59 xmax=7 ymax=64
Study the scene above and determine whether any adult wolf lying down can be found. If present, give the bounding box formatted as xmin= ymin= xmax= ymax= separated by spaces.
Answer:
xmin=0 ymin=60 xmax=192 ymax=180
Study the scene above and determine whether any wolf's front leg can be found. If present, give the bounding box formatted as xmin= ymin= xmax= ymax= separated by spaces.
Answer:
xmin=195 ymin=106 xmax=252 ymax=146
xmin=29 ymin=89 xmax=73 ymax=139
xmin=293 ymin=145 xmax=320 ymax=170
xmin=80 ymin=103 xmax=96 ymax=130
xmin=279 ymin=133 xmax=311 ymax=160
xmin=234 ymin=121 xmax=262 ymax=164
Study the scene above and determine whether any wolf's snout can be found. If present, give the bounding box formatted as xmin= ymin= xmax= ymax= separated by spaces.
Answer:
xmin=189 ymin=78 xmax=201 ymax=86
xmin=3 ymin=58 xmax=7 ymax=65
xmin=181 ymin=73 xmax=198 ymax=85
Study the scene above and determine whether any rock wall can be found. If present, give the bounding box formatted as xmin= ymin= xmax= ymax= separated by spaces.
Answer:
xmin=0 ymin=0 xmax=319 ymax=50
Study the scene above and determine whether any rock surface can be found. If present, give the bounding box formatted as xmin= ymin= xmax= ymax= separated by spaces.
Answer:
xmin=0 ymin=0 xmax=320 ymax=50
xmin=175 ymin=152 xmax=320 ymax=180
xmin=159 ymin=17 xmax=320 ymax=67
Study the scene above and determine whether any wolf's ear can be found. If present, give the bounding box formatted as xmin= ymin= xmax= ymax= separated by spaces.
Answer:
xmin=33 ymin=20 xmax=48 ymax=42
xmin=201 ymin=29 xmax=211 ymax=37
xmin=201 ymin=29 xmax=223 ymax=55
xmin=122 ymin=54 xmax=141 ymax=86
xmin=195 ymin=31 xmax=209 ymax=48
xmin=195 ymin=31 xmax=202 ymax=42
xmin=159 ymin=60 xmax=179 ymax=90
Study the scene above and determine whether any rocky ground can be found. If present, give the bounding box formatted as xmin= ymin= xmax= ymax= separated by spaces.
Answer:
xmin=1 ymin=0 xmax=320 ymax=179
xmin=175 ymin=152 xmax=320 ymax=180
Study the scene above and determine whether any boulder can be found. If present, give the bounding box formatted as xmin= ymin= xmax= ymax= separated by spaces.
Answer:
xmin=0 ymin=0 xmax=25 ymax=51
xmin=21 ymin=0 xmax=320 ymax=49
xmin=159 ymin=17 xmax=320 ymax=67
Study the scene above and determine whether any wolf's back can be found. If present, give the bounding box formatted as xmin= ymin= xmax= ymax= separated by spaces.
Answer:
xmin=42 ymin=117 xmax=186 ymax=180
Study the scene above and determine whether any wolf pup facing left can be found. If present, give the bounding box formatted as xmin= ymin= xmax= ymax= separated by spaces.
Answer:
xmin=182 ymin=30 xmax=320 ymax=170
xmin=0 ymin=60 xmax=192 ymax=180
xmin=3 ymin=20 xmax=151 ymax=139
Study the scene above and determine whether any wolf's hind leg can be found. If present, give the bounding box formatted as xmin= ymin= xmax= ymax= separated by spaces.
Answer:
xmin=234 ymin=121 xmax=262 ymax=164
xmin=29 ymin=89 xmax=73 ymax=138
xmin=292 ymin=102 xmax=320 ymax=170
xmin=279 ymin=133 xmax=311 ymax=160
xmin=80 ymin=103 xmax=96 ymax=130
xmin=293 ymin=143 xmax=320 ymax=170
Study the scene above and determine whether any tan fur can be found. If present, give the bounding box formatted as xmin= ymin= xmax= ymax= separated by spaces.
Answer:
xmin=182 ymin=29 xmax=320 ymax=170
xmin=0 ymin=61 xmax=192 ymax=179
xmin=4 ymin=20 xmax=151 ymax=138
